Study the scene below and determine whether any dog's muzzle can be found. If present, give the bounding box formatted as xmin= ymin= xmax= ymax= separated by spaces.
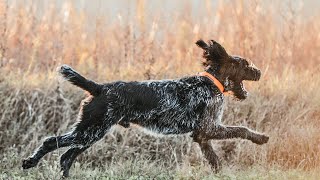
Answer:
xmin=243 ymin=67 xmax=261 ymax=81
xmin=253 ymin=69 xmax=261 ymax=81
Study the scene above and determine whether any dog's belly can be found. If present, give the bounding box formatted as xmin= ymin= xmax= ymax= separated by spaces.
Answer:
xmin=130 ymin=123 xmax=194 ymax=137
xmin=131 ymin=123 xmax=194 ymax=135
xmin=129 ymin=116 xmax=198 ymax=135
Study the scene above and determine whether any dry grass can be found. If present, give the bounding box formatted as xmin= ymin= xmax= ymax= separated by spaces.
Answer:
xmin=0 ymin=0 xmax=319 ymax=179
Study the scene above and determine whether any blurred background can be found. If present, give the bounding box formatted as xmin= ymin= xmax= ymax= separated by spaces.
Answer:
xmin=0 ymin=0 xmax=319 ymax=179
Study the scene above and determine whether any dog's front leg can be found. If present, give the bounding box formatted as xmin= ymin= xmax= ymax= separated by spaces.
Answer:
xmin=192 ymin=133 xmax=221 ymax=172
xmin=214 ymin=125 xmax=269 ymax=145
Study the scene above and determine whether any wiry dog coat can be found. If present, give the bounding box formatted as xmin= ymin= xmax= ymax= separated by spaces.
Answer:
xmin=22 ymin=40 xmax=269 ymax=177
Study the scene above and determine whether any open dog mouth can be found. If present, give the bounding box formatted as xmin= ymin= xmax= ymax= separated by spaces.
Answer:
xmin=227 ymin=81 xmax=248 ymax=100
xmin=233 ymin=82 xmax=248 ymax=100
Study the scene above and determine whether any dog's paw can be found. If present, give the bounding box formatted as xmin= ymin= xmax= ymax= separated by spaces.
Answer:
xmin=254 ymin=134 xmax=269 ymax=145
xmin=22 ymin=157 xmax=38 ymax=169
xmin=61 ymin=169 xmax=70 ymax=179
xmin=58 ymin=64 xmax=72 ymax=73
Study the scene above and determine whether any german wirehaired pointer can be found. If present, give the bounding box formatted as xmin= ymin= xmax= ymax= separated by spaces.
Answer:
xmin=22 ymin=40 xmax=269 ymax=177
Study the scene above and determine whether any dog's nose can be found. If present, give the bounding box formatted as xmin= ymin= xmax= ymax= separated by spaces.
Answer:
xmin=255 ymin=70 xmax=261 ymax=81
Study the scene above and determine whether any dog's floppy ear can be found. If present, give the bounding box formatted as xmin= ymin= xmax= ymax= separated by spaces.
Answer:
xmin=196 ymin=39 xmax=209 ymax=50
xmin=208 ymin=40 xmax=229 ymax=59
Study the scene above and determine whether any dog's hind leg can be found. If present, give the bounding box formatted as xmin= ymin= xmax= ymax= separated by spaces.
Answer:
xmin=59 ymin=131 xmax=109 ymax=177
xmin=22 ymin=132 xmax=75 ymax=169
xmin=59 ymin=118 xmax=116 ymax=177
xmin=60 ymin=147 xmax=88 ymax=177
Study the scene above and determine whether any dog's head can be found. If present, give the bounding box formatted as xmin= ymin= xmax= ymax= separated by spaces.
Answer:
xmin=196 ymin=39 xmax=261 ymax=100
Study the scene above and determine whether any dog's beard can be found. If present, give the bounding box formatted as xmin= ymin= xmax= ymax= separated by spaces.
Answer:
xmin=228 ymin=81 xmax=248 ymax=100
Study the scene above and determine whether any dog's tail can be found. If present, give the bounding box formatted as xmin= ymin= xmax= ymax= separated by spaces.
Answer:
xmin=58 ymin=65 xmax=102 ymax=96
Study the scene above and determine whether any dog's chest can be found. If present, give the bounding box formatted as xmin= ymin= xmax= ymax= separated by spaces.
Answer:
xmin=201 ymin=97 xmax=225 ymax=126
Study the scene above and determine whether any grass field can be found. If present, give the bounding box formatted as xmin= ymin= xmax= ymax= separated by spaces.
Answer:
xmin=0 ymin=0 xmax=319 ymax=179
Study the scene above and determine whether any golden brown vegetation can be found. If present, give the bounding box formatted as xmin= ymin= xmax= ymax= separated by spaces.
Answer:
xmin=0 ymin=0 xmax=319 ymax=178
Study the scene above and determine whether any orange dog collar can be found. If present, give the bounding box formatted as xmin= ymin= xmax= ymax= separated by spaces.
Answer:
xmin=198 ymin=72 xmax=228 ymax=95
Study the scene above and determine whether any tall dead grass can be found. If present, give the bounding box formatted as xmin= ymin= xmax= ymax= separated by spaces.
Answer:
xmin=0 ymin=0 xmax=319 ymax=174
